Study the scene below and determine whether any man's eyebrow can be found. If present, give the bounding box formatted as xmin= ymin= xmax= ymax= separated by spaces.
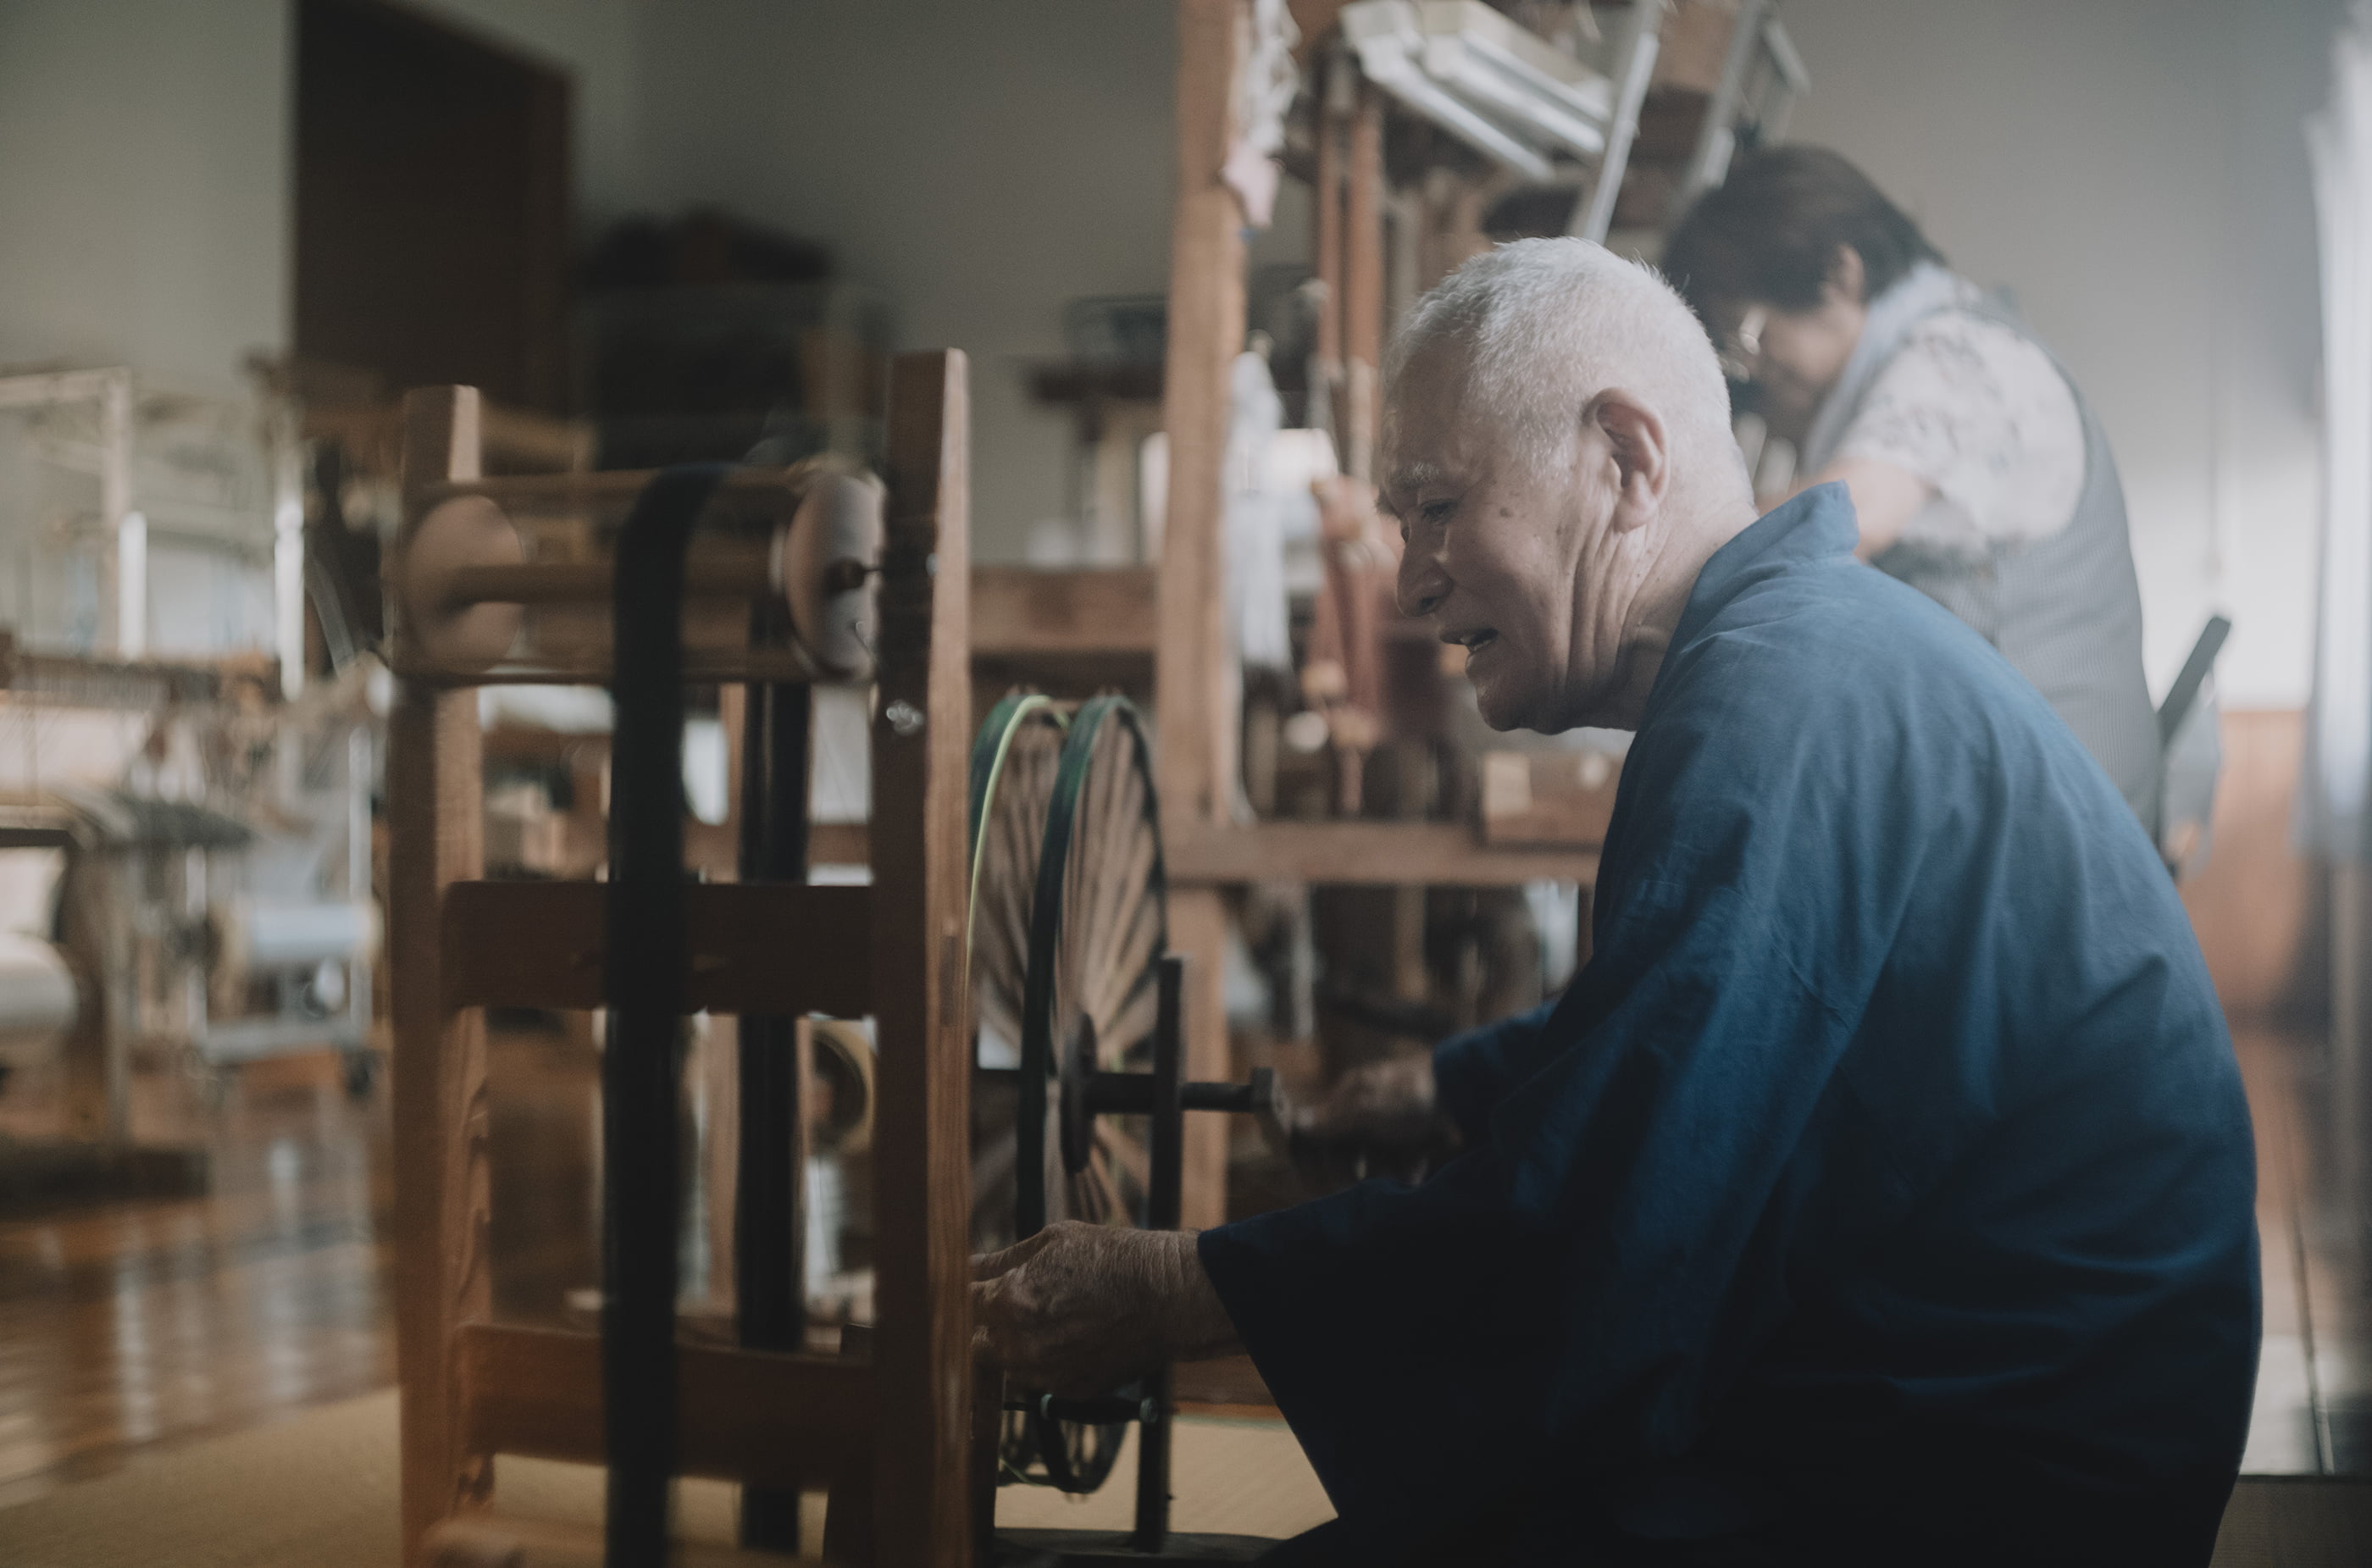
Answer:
xmin=1380 ymin=459 xmax=1454 ymax=507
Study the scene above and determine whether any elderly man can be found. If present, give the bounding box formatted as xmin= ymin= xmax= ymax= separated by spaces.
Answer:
xmin=973 ymin=241 xmax=2258 ymax=1566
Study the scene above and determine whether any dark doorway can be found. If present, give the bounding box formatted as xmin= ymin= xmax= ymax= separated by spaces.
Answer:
xmin=295 ymin=0 xmax=571 ymax=412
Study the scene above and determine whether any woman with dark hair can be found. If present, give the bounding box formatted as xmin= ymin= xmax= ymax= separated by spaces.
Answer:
xmin=1664 ymin=146 xmax=2164 ymax=834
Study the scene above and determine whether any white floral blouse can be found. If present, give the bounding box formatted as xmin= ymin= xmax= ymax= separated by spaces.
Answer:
xmin=1833 ymin=307 xmax=2086 ymax=561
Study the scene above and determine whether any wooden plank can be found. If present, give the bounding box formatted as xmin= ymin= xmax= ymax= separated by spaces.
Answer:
xmin=441 ymin=881 xmax=873 ymax=1017
xmin=970 ymin=566 xmax=1159 ymax=657
xmin=391 ymin=385 xmax=496 ymax=1568
xmin=1156 ymin=0 xmax=1250 ymax=831
xmin=1167 ymin=821 xmax=1599 ymax=887
xmin=478 ymin=402 xmax=595 ymax=473
xmin=809 ymin=821 xmax=868 ymax=866
xmin=867 ymin=351 xmax=974 ymax=1566
xmin=453 ymin=1322 xmax=872 ymax=1488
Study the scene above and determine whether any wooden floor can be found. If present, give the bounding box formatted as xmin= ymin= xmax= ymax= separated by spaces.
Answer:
xmin=0 ymin=1022 xmax=618 ymax=1513
xmin=2240 ymin=1022 xmax=2372 ymax=1475
xmin=0 ymin=1053 xmax=396 ymax=1510
xmin=0 ymin=1014 xmax=2364 ymax=1513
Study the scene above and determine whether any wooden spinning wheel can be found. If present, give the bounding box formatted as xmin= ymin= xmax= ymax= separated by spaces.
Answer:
xmin=967 ymin=693 xmax=1171 ymax=1497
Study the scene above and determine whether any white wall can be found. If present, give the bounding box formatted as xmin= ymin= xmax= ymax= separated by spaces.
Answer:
xmin=0 ymin=0 xmax=290 ymax=396
xmin=1780 ymin=0 xmax=2340 ymax=707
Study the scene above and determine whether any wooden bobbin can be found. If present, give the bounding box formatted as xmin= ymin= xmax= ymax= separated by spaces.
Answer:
xmin=394 ymin=468 xmax=886 ymax=679
xmin=782 ymin=471 xmax=885 ymax=681
xmin=397 ymin=494 xmax=531 ymax=673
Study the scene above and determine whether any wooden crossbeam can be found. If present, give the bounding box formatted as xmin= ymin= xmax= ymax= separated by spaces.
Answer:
xmin=412 ymin=468 xmax=813 ymax=510
xmin=393 ymin=648 xmax=819 ymax=688
xmin=454 ymin=1322 xmax=872 ymax=1489
xmin=441 ymin=881 xmax=873 ymax=1017
xmin=971 ymin=566 xmax=1159 ymax=657
xmin=1166 ymin=820 xmax=1599 ymax=887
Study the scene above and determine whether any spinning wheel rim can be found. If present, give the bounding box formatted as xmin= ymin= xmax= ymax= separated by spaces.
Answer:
xmin=967 ymin=691 xmax=1065 ymax=953
xmin=1016 ymin=696 xmax=1168 ymax=1240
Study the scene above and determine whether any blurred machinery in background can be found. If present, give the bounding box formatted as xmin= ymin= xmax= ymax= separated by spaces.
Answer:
xmin=0 ymin=352 xmax=389 ymax=1194
xmin=0 ymin=649 xmax=380 ymax=1191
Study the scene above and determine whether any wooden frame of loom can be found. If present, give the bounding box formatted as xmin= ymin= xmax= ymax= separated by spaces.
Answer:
xmin=386 ymin=352 xmax=981 ymax=1567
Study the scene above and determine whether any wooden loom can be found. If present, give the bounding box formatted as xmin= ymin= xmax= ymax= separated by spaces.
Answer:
xmin=386 ymin=353 xmax=978 ymax=1567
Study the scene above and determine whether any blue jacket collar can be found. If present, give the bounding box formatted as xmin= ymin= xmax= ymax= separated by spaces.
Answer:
xmin=1667 ymin=483 xmax=1860 ymax=659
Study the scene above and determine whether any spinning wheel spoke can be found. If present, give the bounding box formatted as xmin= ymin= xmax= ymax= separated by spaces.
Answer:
xmin=1095 ymin=1122 xmax=1151 ymax=1197
xmin=1070 ymin=1148 xmax=1123 ymax=1227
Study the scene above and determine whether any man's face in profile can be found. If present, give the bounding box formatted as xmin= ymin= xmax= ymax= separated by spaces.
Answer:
xmin=1384 ymin=346 xmax=1609 ymax=735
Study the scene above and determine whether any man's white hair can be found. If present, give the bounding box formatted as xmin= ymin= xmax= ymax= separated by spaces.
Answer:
xmin=1384 ymin=237 xmax=1743 ymax=490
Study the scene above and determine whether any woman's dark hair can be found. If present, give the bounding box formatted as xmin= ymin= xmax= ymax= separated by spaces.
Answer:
xmin=1662 ymin=146 xmax=1945 ymax=319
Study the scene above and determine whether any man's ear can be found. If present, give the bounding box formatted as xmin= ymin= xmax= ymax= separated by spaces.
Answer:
xmin=1588 ymin=391 xmax=1671 ymax=534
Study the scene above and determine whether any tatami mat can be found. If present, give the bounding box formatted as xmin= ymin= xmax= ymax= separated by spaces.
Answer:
xmin=0 ymin=1388 xmax=1333 ymax=1568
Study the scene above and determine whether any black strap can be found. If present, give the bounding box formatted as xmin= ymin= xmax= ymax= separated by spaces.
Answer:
xmin=603 ymin=463 xmax=729 ymax=1568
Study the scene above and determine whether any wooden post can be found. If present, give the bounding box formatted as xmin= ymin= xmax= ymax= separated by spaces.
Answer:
xmin=1157 ymin=0 xmax=1251 ymax=1233
xmin=1311 ymin=51 xmax=1346 ymax=449
xmin=867 ymin=351 xmax=973 ymax=1566
xmin=1342 ymin=80 xmax=1384 ymax=485
xmin=391 ymin=386 xmax=496 ymax=1568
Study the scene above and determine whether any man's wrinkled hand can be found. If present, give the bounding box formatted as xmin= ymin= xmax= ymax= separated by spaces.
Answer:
xmin=972 ymin=1222 xmax=1238 ymax=1395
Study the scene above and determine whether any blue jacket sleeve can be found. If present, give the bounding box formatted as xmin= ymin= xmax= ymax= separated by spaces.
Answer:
xmin=1198 ymin=678 xmax=1889 ymax=1555
xmin=1430 ymin=999 xmax=1560 ymax=1144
